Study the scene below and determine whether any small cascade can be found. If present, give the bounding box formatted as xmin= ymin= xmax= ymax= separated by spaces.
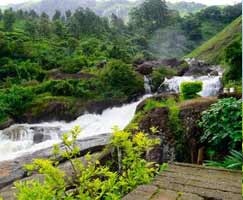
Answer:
xmin=0 ymin=95 xmax=150 ymax=161
xmin=160 ymin=75 xmax=222 ymax=97
xmin=144 ymin=75 xmax=152 ymax=94
xmin=0 ymin=125 xmax=61 ymax=161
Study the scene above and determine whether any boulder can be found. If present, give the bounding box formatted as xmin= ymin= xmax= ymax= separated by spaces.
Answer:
xmin=0 ymin=133 xmax=111 ymax=190
xmin=48 ymin=69 xmax=95 ymax=80
xmin=0 ymin=118 xmax=15 ymax=130
xmin=136 ymin=97 xmax=217 ymax=163
xmin=96 ymin=60 xmax=107 ymax=68
xmin=20 ymin=98 xmax=126 ymax=124
xmin=137 ymin=64 xmax=153 ymax=75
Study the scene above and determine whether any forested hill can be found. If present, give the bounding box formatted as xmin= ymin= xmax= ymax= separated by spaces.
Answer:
xmin=187 ymin=16 xmax=242 ymax=64
xmin=0 ymin=0 xmax=241 ymax=125
xmin=3 ymin=0 xmax=206 ymax=19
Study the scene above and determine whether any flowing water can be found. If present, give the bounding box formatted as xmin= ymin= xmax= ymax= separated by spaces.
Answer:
xmin=144 ymin=75 xmax=152 ymax=94
xmin=0 ymin=74 xmax=222 ymax=161
xmin=161 ymin=75 xmax=222 ymax=97
xmin=0 ymin=95 xmax=150 ymax=161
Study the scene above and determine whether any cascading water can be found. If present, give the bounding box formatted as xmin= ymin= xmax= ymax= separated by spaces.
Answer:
xmin=0 ymin=72 xmax=222 ymax=161
xmin=0 ymin=95 xmax=150 ymax=161
xmin=144 ymin=75 xmax=152 ymax=94
xmin=160 ymin=75 xmax=222 ymax=97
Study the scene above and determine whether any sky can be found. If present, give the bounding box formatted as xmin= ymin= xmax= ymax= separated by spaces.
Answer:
xmin=0 ymin=0 xmax=241 ymax=6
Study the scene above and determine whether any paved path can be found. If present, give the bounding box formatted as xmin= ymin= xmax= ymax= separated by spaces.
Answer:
xmin=123 ymin=162 xmax=242 ymax=200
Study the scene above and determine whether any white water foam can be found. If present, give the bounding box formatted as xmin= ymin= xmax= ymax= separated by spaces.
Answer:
xmin=162 ymin=75 xmax=222 ymax=97
xmin=0 ymin=95 xmax=150 ymax=161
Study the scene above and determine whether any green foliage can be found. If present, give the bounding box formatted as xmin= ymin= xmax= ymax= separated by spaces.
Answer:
xmin=151 ymin=67 xmax=177 ymax=91
xmin=180 ymin=81 xmax=202 ymax=100
xmin=15 ymin=126 xmax=163 ymax=199
xmin=199 ymin=98 xmax=242 ymax=156
xmin=205 ymin=150 xmax=242 ymax=170
xmin=3 ymin=9 xmax=15 ymax=31
xmin=225 ymin=80 xmax=242 ymax=94
xmin=129 ymin=0 xmax=173 ymax=34
xmin=100 ymin=60 xmax=144 ymax=98
xmin=223 ymin=38 xmax=242 ymax=83
xmin=0 ymin=86 xmax=34 ymax=118
xmin=187 ymin=16 xmax=242 ymax=64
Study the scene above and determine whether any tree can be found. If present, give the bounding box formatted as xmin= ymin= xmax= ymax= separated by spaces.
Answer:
xmin=129 ymin=0 xmax=170 ymax=34
xmin=29 ymin=9 xmax=38 ymax=19
xmin=0 ymin=9 xmax=3 ymax=21
xmin=52 ymin=10 xmax=61 ymax=21
xmin=223 ymin=39 xmax=242 ymax=82
xmin=39 ymin=12 xmax=51 ymax=37
xmin=53 ymin=20 xmax=66 ymax=37
xmin=24 ymin=19 xmax=38 ymax=38
xmin=3 ymin=9 xmax=16 ymax=31
xmin=100 ymin=60 xmax=144 ymax=97
xmin=65 ymin=10 xmax=72 ymax=21
xmin=110 ymin=13 xmax=126 ymax=31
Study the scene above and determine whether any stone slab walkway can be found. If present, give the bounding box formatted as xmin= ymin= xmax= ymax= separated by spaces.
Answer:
xmin=123 ymin=162 xmax=242 ymax=200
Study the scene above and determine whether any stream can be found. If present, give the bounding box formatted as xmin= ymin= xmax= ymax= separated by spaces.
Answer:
xmin=0 ymin=74 xmax=222 ymax=161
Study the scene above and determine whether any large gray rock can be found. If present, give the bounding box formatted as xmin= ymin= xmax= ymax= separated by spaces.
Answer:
xmin=0 ymin=133 xmax=111 ymax=189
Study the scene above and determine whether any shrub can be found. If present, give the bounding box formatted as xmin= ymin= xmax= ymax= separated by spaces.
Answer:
xmin=1 ymin=86 xmax=34 ymax=117
xmin=60 ymin=56 xmax=89 ymax=73
xmin=100 ymin=60 xmax=144 ymax=98
xmin=15 ymin=126 xmax=164 ymax=199
xmin=36 ymin=80 xmax=75 ymax=96
xmin=205 ymin=150 xmax=242 ymax=170
xmin=180 ymin=81 xmax=202 ymax=100
xmin=223 ymin=39 xmax=242 ymax=83
xmin=199 ymin=98 xmax=242 ymax=157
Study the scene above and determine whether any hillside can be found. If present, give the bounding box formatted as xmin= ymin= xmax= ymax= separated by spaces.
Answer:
xmin=167 ymin=1 xmax=206 ymax=16
xmin=2 ymin=0 xmax=207 ymax=19
xmin=187 ymin=16 xmax=242 ymax=64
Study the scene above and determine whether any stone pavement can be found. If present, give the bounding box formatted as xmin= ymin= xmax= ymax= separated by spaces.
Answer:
xmin=123 ymin=162 xmax=242 ymax=200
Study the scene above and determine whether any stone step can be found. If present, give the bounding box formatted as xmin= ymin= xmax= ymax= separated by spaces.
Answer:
xmin=123 ymin=163 xmax=242 ymax=200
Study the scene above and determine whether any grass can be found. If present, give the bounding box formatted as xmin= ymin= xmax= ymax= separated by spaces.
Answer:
xmin=187 ymin=16 xmax=242 ymax=64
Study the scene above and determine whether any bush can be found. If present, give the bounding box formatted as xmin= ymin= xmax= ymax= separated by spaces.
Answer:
xmin=36 ymin=80 xmax=75 ymax=96
xmin=205 ymin=150 xmax=242 ymax=170
xmin=0 ymin=86 xmax=34 ymax=117
xmin=60 ymin=56 xmax=89 ymax=73
xmin=223 ymin=39 xmax=242 ymax=83
xmin=100 ymin=60 xmax=144 ymax=98
xmin=15 ymin=126 xmax=164 ymax=199
xmin=180 ymin=81 xmax=202 ymax=100
xmin=199 ymin=98 xmax=242 ymax=159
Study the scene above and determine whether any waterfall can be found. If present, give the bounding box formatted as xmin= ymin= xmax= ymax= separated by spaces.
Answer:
xmin=0 ymin=95 xmax=150 ymax=161
xmin=160 ymin=75 xmax=222 ymax=97
xmin=144 ymin=75 xmax=152 ymax=94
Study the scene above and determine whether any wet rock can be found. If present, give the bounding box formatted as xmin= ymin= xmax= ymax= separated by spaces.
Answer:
xmin=160 ymin=58 xmax=183 ymax=68
xmin=48 ymin=69 xmax=95 ymax=80
xmin=0 ymin=118 xmax=15 ymax=131
xmin=136 ymin=97 xmax=217 ymax=163
xmin=0 ymin=133 xmax=111 ymax=190
xmin=96 ymin=60 xmax=107 ymax=68
xmin=21 ymin=98 xmax=126 ymax=124
xmin=218 ymin=92 xmax=242 ymax=100
xmin=137 ymin=64 xmax=153 ymax=75
xmin=33 ymin=133 xmax=44 ymax=144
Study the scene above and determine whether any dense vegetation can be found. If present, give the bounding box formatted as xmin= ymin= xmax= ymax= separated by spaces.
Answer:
xmin=0 ymin=0 xmax=241 ymax=124
xmin=14 ymin=126 xmax=164 ymax=199
xmin=199 ymin=98 xmax=242 ymax=170
xmin=0 ymin=1 xmax=242 ymax=199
